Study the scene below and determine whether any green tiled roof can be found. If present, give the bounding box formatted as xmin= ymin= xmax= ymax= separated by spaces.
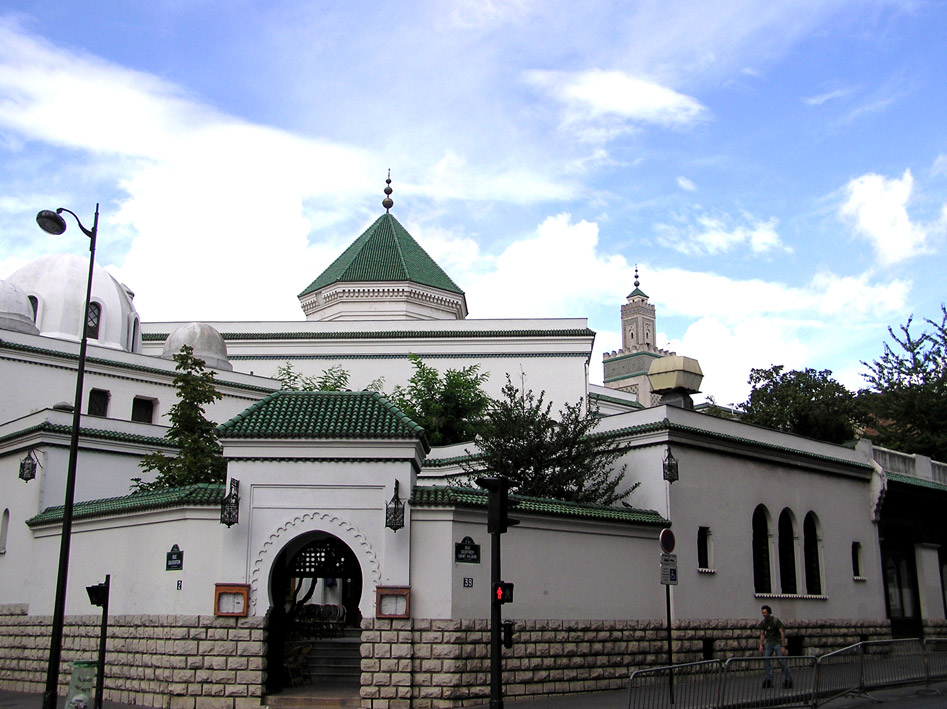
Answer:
xmin=0 ymin=421 xmax=173 ymax=449
xmin=627 ymin=287 xmax=648 ymax=298
xmin=218 ymin=390 xmax=428 ymax=447
xmin=299 ymin=213 xmax=464 ymax=296
xmin=887 ymin=472 xmax=947 ymax=493
xmin=26 ymin=483 xmax=224 ymax=527
xmin=410 ymin=486 xmax=667 ymax=526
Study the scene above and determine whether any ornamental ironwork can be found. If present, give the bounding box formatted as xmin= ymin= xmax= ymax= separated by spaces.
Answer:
xmin=19 ymin=450 xmax=39 ymax=482
xmin=663 ymin=446 xmax=679 ymax=484
xmin=385 ymin=479 xmax=405 ymax=532
xmin=220 ymin=478 xmax=240 ymax=527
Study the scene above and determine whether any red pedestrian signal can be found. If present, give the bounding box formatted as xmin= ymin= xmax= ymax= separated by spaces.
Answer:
xmin=493 ymin=581 xmax=514 ymax=604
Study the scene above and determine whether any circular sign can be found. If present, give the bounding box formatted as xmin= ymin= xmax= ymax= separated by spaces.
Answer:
xmin=659 ymin=528 xmax=675 ymax=553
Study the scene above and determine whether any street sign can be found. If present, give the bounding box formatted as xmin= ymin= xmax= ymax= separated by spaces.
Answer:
xmin=659 ymin=528 xmax=675 ymax=553
xmin=660 ymin=553 xmax=678 ymax=585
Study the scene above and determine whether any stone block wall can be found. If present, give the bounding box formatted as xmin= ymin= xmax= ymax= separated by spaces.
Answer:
xmin=0 ymin=605 xmax=265 ymax=709
xmin=358 ymin=617 xmax=894 ymax=709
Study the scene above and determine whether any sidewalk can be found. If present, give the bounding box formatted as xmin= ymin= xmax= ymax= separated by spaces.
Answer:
xmin=3 ymin=682 xmax=945 ymax=709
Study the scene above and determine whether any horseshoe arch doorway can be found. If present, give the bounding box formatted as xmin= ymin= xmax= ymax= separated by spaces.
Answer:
xmin=265 ymin=532 xmax=364 ymax=693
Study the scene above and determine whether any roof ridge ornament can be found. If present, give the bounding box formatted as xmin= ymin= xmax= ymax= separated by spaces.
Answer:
xmin=383 ymin=169 xmax=394 ymax=212
xmin=634 ymin=265 xmax=640 ymax=289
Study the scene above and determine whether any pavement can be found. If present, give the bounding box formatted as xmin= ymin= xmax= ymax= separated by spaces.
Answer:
xmin=3 ymin=681 xmax=947 ymax=709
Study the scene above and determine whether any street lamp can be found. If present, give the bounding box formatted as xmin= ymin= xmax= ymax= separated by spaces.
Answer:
xmin=36 ymin=204 xmax=99 ymax=709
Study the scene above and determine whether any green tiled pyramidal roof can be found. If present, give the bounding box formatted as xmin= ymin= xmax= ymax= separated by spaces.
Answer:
xmin=299 ymin=213 xmax=464 ymax=296
xmin=410 ymin=486 xmax=667 ymax=526
xmin=27 ymin=483 xmax=224 ymax=527
xmin=218 ymin=390 xmax=428 ymax=446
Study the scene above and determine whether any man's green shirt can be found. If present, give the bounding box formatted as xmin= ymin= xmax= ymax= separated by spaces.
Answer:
xmin=760 ymin=615 xmax=785 ymax=645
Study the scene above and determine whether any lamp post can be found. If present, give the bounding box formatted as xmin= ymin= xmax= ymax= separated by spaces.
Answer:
xmin=36 ymin=204 xmax=99 ymax=709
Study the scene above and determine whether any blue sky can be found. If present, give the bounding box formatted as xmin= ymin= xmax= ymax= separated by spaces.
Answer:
xmin=1 ymin=1 xmax=945 ymax=405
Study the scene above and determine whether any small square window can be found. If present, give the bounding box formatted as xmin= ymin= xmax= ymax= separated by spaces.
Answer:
xmin=131 ymin=397 xmax=155 ymax=423
xmin=88 ymin=389 xmax=110 ymax=417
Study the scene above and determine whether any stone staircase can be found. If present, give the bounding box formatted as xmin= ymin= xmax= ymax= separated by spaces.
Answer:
xmin=266 ymin=631 xmax=362 ymax=709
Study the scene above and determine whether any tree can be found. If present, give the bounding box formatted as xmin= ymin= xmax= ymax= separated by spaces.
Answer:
xmin=738 ymin=365 xmax=860 ymax=444
xmin=389 ymin=355 xmax=491 ymax=446
xmin=276 ymin=362 xmax=384 ymax=393
xmin=462 ymin=376 xmax=635 ymax=504
xmin=862 ymin=305 xmax=947 ymax=460
xmin=132 ymin=345 xmax=226 ymax=491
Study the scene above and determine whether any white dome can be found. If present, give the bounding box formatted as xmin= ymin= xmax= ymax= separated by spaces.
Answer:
xmin=0 ymin=280 xmax=40 ymax=335
xmin=161 ymin=322 xmax=232 ymax=371
xmin=7 ymin=254 xmax=141 ymax=352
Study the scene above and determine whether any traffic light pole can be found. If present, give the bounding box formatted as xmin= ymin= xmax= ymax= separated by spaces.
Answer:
xmin=490 ymin=529 xmax=503 ymax=709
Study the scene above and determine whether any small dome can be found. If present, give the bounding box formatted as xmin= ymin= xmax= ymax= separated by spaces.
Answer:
xmin=7 ymin=254 xmax=141 ymax=351
xmin=0 ymin=279 xmax=40 ymax=335
xmin=162 ymin=322 xmax=232 ymax=371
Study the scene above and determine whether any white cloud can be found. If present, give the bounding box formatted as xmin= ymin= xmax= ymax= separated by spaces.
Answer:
xmin=524 ymin=69 xmax=707 ymax=140
xmin=803 ymin=88 xmax=851 ymax=106
xmin=839 ymin=169 xmax=928 ymax=265
xmin=932 ymin=154 xmax=947 ymax=177
xmin=676 ymin=176 xmax=697 ymax=192
xmin=655 ymin=211 xmax=789 ymax=256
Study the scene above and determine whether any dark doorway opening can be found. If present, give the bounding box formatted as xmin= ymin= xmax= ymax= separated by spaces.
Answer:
xmin=265 ymin=533 xmax=363 ymax=694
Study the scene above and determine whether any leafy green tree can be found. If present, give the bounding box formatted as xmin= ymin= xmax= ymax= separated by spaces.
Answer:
xmin=133 ymin=345 xmax=226 ymax=491
xmin=389 ymin=354 xmax=491 ymax=446
xmin=738 ymin=365 xmax=860 ymax=444
xmin=862 ymin=305 xmax=947 ymax=460
xmin=463 ymin=376 xmax=635 ymax=504
xmin=276 ymin=362 xmax=384 ymax=393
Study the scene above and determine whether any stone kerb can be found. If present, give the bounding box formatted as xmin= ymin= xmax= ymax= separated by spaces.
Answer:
xmin=0 ymin=606 xmax=265 ymax=709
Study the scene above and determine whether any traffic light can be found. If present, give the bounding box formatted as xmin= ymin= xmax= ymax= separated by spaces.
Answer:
xmin=501 ymin=620 xmax=514 ymax=649
xmin=493 ymin=581 xmax=514 ymax=604
xmin=477 ymin=476 xmax=520 ymax=534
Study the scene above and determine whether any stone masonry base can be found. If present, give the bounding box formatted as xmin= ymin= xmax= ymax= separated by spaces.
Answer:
xmin=1 ymin=605 xmax=904 ymax=709
xmin=0 ymin=605 xmax=265 ymax=709
xmin=358 ymin=617 xmax=895 ymax=709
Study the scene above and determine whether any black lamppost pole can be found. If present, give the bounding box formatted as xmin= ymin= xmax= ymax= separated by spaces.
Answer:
xmin=36 ymin=204 xmax=99 ymax=709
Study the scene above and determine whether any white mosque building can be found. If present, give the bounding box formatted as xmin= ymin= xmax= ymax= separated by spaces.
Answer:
xmin=1 ymin=185 xmax=945 ymax=708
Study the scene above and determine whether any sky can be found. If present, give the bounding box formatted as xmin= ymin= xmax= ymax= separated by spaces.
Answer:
xmin=1 ymin=0 xmax=945 ymax=406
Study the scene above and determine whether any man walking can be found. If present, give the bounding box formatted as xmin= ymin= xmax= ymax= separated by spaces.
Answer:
xmin=759 ymin=605 xmax=792 ymax=688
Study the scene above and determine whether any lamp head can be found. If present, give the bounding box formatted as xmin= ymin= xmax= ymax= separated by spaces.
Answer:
xmin=36 ymin=209 xmax=67 ymax=235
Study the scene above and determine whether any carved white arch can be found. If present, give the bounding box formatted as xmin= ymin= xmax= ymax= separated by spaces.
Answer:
xmin=249 ymin=511 xmax=381 ymax=616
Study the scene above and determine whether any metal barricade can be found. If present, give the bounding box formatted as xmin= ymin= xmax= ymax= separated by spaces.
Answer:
xmin=814 ymin=643 xmax=863 ymax=705
xmin=628 ymin=660 xmax=723 ymax=709
xmin=925 ymin=638 xmax=947 ymax=681
xmin=859 ymin=639 xmax=927 ymax=689
xmin=720 ymin=656 xmax=817 ymax=708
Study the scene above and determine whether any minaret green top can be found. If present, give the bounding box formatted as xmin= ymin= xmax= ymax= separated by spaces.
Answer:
xmin=299 ymin=174 xmax=464 ymax=297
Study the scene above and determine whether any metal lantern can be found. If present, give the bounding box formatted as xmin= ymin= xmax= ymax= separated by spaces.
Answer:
xmin=220 ymin=478 xmax=240 ymax=527
xmin=663 ymin=446 xmax=679 ymax=484
xmin=19 ymin=450 xmax=39 ymax=482
xmin=385 ymin=479 xmax=405 ymax=532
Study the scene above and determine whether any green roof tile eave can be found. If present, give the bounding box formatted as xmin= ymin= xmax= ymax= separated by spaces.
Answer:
xmin=410 ymin=486 xmax=667 ymax=526
xmin=26 ymin=483 xmax=225 ymax=527
xmin=887 ymin=472 xmax=947 ymax=493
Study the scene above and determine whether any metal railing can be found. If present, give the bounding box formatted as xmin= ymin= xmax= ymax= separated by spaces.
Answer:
xmin=628 ymin=638 xmax=945 ymax=709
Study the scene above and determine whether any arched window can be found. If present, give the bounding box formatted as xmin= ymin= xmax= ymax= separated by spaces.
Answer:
xmin=697 ymin=526 xmax=713 ymax=570
xmin=0 ymin=508 xmax=9 ymax=554
xmin=852 ymin=542 xmax=863 ymax=578
xmin=86 ymin=302 xmax=101 ymax=340
xmin=778 ymin=509 xmax=797 ymax=594
xmin=803 ymin=512 xmax=822 ymax=595
xmin=28 ymin=295 xmax=39 ymax=323
xmin=752 ymin=505 xmax=772 ymax=593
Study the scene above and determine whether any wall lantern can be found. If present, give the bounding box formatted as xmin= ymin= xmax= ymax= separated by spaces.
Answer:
xmin=663 ymin=446 xmax=679 ymax=484
xmin=220 ymin=478 xmax=240 ymax=527
xmin=19 ymin=450 xmax=39 ymax=482
xmin=385 ymin=479 xmax=405 ymax=532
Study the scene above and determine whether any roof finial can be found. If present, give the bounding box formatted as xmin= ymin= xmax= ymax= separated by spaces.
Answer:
xmin=634 ymin=264 xmax=640 ymax=289
xmin=382 ymin=169 xmax=394 ymax=212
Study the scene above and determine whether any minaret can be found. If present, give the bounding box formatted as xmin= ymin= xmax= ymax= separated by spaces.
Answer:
xmin=602 ymin=267 xmax=675 ymax=405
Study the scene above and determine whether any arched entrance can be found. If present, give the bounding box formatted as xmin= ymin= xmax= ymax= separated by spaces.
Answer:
xmin=265 ymin=532 xmax=364 ymax=693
